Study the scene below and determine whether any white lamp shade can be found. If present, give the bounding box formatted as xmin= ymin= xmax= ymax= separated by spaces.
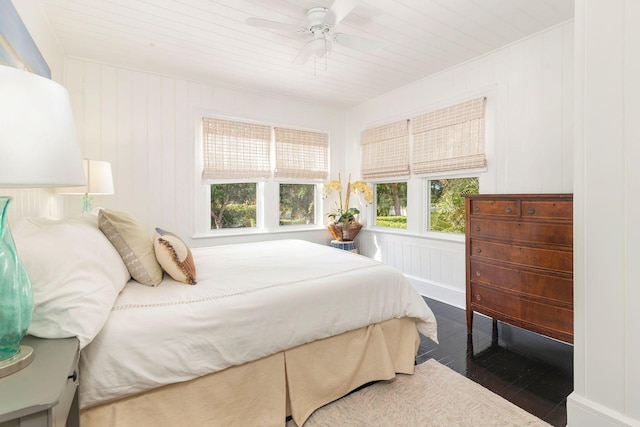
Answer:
xmin=57 ymin=159 xmax=114 ymax=195
xmin=0 ymin=65 xmax=85 ymax=187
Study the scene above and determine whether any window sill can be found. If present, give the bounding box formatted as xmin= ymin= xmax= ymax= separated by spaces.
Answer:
xmin=192 ymin=225 xmax=327 ymax=240
xmin=361 ymin=226 xmax=465 ymax=244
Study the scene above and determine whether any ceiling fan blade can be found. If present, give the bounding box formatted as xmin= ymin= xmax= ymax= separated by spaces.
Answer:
xmin=245 ymin=17 xmax=300 ymax=33
xmin=325 ymin=0 xmax=359 ymax=26
xmin=333 ymin=32 xmax=385 ymax=53
xmin=293 ymin=40 xmax=316 ymax=65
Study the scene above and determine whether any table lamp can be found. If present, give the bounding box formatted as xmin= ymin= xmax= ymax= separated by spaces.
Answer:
xmin=57 ymin=159 xmax=114 ymax=212
xmin=0 ymin=65 xmax=86 ymax=377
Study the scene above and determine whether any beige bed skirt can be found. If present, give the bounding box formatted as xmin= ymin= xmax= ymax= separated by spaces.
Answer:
xmin=80 ymin=317 xmax=420 ymax=427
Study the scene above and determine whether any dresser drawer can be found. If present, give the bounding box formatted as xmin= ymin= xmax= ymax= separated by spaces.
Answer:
xmin=470 ymin=259 xmax=572 ymax=305
xmin=470 ymin=239 xmax=573 ymax=273
xmin=53 ymin=347 xmax=79 ymax=427
xmin=469 ymin=199 xmax=519 ymax=217
xmin=521 ymin=200 xmax=572 ymax=220
xmin=469 ymin=218 xmax=573 ymax=246
xmin=470 ymin=283 xmax=573 ymax=338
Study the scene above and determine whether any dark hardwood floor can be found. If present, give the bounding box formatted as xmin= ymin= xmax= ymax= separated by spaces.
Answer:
xmin=417 ymin=297 xmax=573 ymax=427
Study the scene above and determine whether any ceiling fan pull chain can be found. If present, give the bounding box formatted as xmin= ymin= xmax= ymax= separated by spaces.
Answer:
xmin=324 ymin=38 xmax=328 ymax=71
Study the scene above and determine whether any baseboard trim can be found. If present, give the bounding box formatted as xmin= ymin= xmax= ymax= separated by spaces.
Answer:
xmin=405 ymin=275 xmax=465 ymax=309
xmin=567 ymin=392 xmax=639 ymax=427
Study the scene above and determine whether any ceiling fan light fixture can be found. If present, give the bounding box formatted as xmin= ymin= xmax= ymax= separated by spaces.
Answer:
xmin=312 ymin=38 xmax=326 ymax=57
xmin=246 ymin=1 xmax=383 ymax=66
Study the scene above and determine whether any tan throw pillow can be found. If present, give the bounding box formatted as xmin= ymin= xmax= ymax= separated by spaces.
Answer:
xmin=98 ymin=209 xmax=163 ymax=286
xmin=153 ymin=228 xmax=197 ymax=285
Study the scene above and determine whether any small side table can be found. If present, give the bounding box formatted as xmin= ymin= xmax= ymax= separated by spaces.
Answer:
xmin=330 ymin=239 xmax=358 ymax=253
xmin=0 ymin=335 xmax=80 ymax=427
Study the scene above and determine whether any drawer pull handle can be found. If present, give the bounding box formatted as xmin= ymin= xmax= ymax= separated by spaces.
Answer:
xmin=474 ymin=206 xmax=479 ymax=212
xmin=475 ymin=226 xmax=480 ymax=232
xmin=475 ymin=248 xmax=482 ymax=254
xmin=528 ymin=208 xmax=535 ymax=214
xmin=475 ymin=270 xmax=481 ymax=277
xmin=68 ymin=370 xmax=78 ymax=382
xmin=506 ymin=207 xmax=512 ymax=213
xmin=476 ymin=294 xmax=481 ymax=301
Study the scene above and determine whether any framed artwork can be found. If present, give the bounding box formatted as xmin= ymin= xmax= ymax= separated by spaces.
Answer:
xmin=0 ymin=0 xmax=50 ymax=78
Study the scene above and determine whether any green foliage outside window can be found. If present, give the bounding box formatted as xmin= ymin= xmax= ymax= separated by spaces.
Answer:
xmin=375 ymin=182 xmax=407 ymax=229
xmin=429 ymin=177 xmax=479 ymax=233
xmin=279 ymin=184 xmax=315 ymax=226
xmin=210 ymin=183 xmax=257 ymax=229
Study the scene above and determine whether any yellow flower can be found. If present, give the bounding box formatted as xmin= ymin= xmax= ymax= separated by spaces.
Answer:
xmin=323 ymin=180 xmax=342 ymax=198
xmin=350 ymin=181 xmax=373 ymax=204
xmin=323 ymin=174 xmax=373 ymax=224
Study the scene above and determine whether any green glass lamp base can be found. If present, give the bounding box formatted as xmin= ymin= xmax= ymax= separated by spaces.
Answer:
xmin=0 ymin=345 xmax=34 ymax=378
xmin=81 ymin=194 xmax=93 ymax=213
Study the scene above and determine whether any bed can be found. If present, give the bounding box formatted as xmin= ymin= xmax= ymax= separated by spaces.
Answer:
xmin=13 ymin=213 xmax=438 ymax=427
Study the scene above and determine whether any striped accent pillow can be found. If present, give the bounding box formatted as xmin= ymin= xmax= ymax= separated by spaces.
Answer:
xmin=98 ymin=209 xmax=163 ymax=286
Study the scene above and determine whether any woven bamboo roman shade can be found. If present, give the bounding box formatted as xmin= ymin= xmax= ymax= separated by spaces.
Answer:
xmin=274 ymin=127 xmax=329 ymax=181
xmin=411 ymin=97 xmax=487 ymax=175
xmin=360 ymin=120 xmax=410 ymax=180
xmin=202 ymin=118 xmax=271 ymax=180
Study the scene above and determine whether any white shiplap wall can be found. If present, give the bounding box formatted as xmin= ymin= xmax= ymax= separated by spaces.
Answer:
xmin=348 ymin=22 xmax=574 ymax=308
xmin=62 ymin=58 xmax=346 ymax=246
xmin=568 ymin=0 xmax=640 ymax=425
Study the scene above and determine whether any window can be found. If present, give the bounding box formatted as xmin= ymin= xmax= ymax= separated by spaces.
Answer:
xmin=210 ymin=183 xmax=257 ymax=229
xmin=200 ymin=117 xmax=328 ymax=233
xmin=411 ymin=98 xmax=487 ymax=175
xmin=361 ymin=120 xmax=410 ymax=180
xmin=412 ymin=98 xmax=486 ymax=234
xmin=202 ymin=118 xmax=271 ymax=180
xmin=428 ymin=177 xmax=478 ymax=233
xmin=274 ymin=128 xmax=328 ymax=180
xmin=279 ymin=184 xmax=316 ymax=226
xmin=375 ymin=182 xmax=407 ymax=229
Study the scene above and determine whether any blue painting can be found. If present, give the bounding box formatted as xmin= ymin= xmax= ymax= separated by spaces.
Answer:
xmin=0 ymin=0 xmax=50 ymax=78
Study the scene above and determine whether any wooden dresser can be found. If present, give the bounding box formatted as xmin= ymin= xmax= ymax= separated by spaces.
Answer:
xmin=464 ymin=194 xmax=573 ymax=344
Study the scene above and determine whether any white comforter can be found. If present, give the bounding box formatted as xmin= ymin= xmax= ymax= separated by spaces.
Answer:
xmin=80 ymin=239 xmax=438 ymax=408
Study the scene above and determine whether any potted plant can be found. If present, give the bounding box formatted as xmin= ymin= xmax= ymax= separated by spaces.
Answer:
xmin=323 ymin=174 xmax=373 ymax=241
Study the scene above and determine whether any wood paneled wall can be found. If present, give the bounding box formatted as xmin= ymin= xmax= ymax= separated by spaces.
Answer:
xmin=62 ymin=58 xmax=345 ymax=246
xmin=348 ymin=22 xmax=574 ymax=308
xmin=569 ymin=1 xmax=640 ymax=425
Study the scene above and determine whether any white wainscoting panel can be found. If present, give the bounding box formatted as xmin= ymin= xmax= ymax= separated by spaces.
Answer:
xmin=349 ymin=22 xmax=574 ymax=305
xmin=357 ymin=230 xmax=466 ymax=308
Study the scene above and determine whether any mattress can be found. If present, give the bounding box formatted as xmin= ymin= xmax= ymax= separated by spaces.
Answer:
xmin=79 ymin=239 xmax=437 ymax=409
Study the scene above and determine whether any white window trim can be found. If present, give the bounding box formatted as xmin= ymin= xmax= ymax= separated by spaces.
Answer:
xmin=425 ymin=174 xmax=479 ymax=235
xmin=276 ymin=181 xmax=323 ymax=229
xmin=194 ymin=114 xmax=329 ymax=237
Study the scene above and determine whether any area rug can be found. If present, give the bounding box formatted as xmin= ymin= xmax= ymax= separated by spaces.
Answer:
xmin=286 ymin=358 xmax=552 ymax=427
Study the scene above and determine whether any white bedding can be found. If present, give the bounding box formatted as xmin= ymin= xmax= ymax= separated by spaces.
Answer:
xmin=79 ymin=239 xmax=437 ymax=409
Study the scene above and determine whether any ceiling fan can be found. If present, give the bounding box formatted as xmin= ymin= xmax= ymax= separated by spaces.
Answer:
xmin=245 ymin=0 xmax=385 ymax=65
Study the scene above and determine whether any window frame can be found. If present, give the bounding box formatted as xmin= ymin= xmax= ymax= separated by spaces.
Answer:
xmin=424 ymin=172 xmax=480 ymax=236
xmin=371 ymin=180 xmax=409 ymax=230
xmin=194 ymin=115 xmax=329 ymax=237
xmin=208 ymin=181 xmax=260 ymax=231
xmin=277 ymin=181 xmax=321 ymax=228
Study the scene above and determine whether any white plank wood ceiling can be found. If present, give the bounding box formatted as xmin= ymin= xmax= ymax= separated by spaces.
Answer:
xmin=41 ymin=0 xmax=574 ymax=107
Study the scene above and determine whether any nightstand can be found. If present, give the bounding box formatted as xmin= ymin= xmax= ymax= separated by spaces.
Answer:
xmin=0 ymin=336 xmax=80 ymax=427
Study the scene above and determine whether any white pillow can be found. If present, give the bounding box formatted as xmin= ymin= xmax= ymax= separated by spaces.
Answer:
xmin=13 ymin=213 xmax=130 ymax=349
